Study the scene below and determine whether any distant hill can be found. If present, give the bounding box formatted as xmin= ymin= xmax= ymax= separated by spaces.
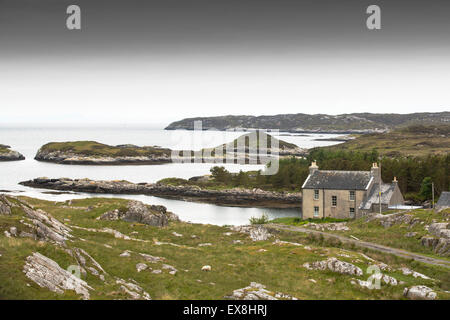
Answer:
xmin=165 ymin=112 xmax=450 ymax=133
xmin=315 ymin=124 xmax=450 ymax=157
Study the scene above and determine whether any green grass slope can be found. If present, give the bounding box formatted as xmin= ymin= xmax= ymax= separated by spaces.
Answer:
xmin=0 ymin=196 xmax=449 ymax=299
xmin=318 ymin=125 xmax=450 ymax=157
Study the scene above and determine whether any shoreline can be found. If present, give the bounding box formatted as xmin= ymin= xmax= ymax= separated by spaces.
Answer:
xmin=0 ymin=147 xmax=25 ymax=162
xmin=33 ymin=157 xmax=172 ymax=166
xmin=33 ymin=156 xmax=299 ymax=166
xmin=19 ymin=178 xmax=303 ymax=209
xmin=164 ymin=127 xmax=376 ymax=135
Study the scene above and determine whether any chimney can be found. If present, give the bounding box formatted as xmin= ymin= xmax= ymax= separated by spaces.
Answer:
xmin=370 ymin=162 xmax=381 ymax=184
xmin=309 ymin=161 xmax=319 ymax=175
xmin=392 ymin=176 xmax=398 ymax=183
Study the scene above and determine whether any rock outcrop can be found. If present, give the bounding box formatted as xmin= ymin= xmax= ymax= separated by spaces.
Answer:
xmin=116 ymin=278 xmax=151 ymax=300
xmin=0 ymin=146 xmax=25 ymax=161
xmin=21 ymin=205 xmax=73 ymax=245
xmin=98 ymin=200 xmax=178 ymax=227
xmin=230 ymin=225 xmax=272 ymax=241
xmin=136 ymin=263 xmax=148 ymax=272
xmin=403 ymin=285 xmax=437 ymax=300
xmin=225 ymin=282 xmax=298 ymax=300
xmin=303 ymin=258 xmax=363 ymax=276
xmin=1 ymin=197 xmax=74 ymax=244
xmin=373 ymin=273 xmax=398 ymax=286
xmin=23 ymin=252 xmax=93 ymax=300
xmin=35 ymin=149 xmax=171 ymax=165
xmin=368 ymin=212 xmax=420 ymax=229
xmin=306 ymin=222 xmax=350 ymax=231
xmin=399 ymin=267 xmax=432 ymax=280
xmin=69 ymin=247 xmax=106 ymax=281
xmin=20 ymin=178 xmax=302 ymax=208
xmin=351 ymin=273 xmax=398 ymax=288
xmin=368 ymin=212 xmax=450 ymax=257
xmin=0 ymin=195 xmax=12 ymax=214
xmin=428 ymin=223 xmax=450 ymax=238
xmin=139 ymin=253 xmax=165 ymax=263
xmin=421 ymin=222 xmax=450 ymax=256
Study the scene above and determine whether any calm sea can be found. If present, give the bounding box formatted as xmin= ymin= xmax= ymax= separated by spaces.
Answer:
xmin=0 ymin=125 xmax=343 ymax=225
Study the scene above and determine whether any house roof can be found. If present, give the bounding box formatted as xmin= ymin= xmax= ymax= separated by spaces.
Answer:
xmin=302 ymin=170 xmax=372 ymax=190
xmin=359 ymin=183 xmax=396 ymax=210
xmin=436 ymin=191 xmax=450 ymax=209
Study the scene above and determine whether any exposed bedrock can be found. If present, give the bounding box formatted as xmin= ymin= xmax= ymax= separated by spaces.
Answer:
xmin=20 ymin=178 xmax=302 ymax=208
xmin=0 ymin=148 xmax=25 ymax=161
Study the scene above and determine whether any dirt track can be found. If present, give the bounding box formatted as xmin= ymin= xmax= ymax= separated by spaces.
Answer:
xmin=268 ymin=224 xmax=450 ymax=269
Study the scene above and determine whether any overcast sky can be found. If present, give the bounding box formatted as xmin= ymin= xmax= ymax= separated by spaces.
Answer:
xmin=1 ymin=0 xmax=449 ymax=125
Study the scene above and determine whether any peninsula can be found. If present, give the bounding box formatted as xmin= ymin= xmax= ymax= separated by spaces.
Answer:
xmin=165 ymin=112 xmax=450 ymax=133
xmin=316 ymin=124 xmax=450 ymax=157
xmin=19 ymin=177 xmax=302 ymax=208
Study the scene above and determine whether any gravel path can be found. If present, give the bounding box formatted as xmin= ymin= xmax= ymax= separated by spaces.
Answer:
xmin=268 ymin=224 xmax=450 ymax=269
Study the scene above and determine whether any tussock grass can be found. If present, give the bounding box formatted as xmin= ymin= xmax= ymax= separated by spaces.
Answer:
xmin=0 ymin=196 xmax=448 ymax=300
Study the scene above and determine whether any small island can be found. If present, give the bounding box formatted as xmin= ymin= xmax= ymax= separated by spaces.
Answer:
xmin=0 ymin=144 xmax=25 ymax=161
xmin=34 ymin=141 xmax=173 ymax=165
xmin=34 ymin=132 xmax=307 ymax=165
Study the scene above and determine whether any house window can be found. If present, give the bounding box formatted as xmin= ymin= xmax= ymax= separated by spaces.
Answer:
xmin=349 ymin=191 xmax=355 ymax=201
xmin=314 ymin=189 xmax=319 ymax=200
xmin=331 ymin=196 xmax=337 ymax=207
xmin=350 ymin=207 xmax=355 ymax=218
xmin=314 ymin=206 xmax=319 ymax=217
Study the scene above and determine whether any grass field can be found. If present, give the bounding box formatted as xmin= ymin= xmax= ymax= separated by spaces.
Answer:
xmin=0 ymin=196 xmax=449 ymax=300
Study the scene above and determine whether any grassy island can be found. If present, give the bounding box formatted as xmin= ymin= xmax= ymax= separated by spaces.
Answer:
xmin=37 ymin=141 xmax=172 ymax=158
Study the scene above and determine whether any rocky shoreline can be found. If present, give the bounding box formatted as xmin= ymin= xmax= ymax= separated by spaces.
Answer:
xmin=166 ymin=127 xmax=381 ymax=135
xmin=19 ymin=177 xmax=302 ymax=208
xmin=34 ymin=150 xmax=172 ymax=165
xmin=33 ymin=150 xmax=288 ymax=166
xmin=0 ymin=145 xmax=25 ymax=161
xmin=164 ymin=112 xmax=449 ymax=133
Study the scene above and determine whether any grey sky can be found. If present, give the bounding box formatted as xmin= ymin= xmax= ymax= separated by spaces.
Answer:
xmin=1 ymin=0 xmax=449 ymax=125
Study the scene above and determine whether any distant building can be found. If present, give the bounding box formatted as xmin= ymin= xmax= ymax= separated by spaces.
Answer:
xmin=302 ymin=162 xmax=404 ymax=219
xmin=435 ymin=191 xmax=450 ymax=212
